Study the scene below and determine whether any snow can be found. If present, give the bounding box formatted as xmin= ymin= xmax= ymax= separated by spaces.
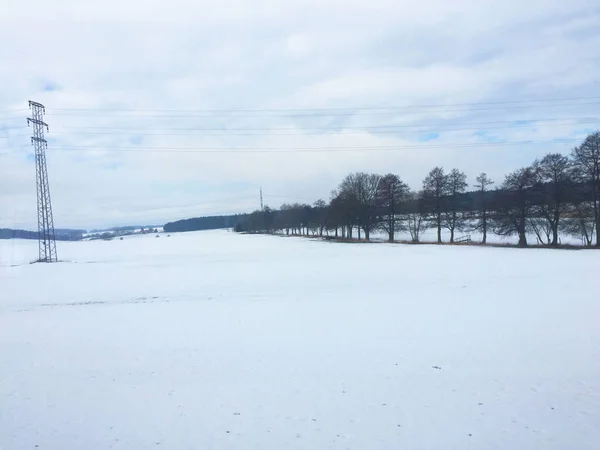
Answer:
xmin=1 ymin=231 xmax=599 ymax=450
xmin=360 ymin=227 xmax=585 ymax=246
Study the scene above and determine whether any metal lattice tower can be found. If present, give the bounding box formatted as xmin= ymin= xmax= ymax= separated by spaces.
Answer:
xmin=260 ymin=187 xmax=264 ymax=210
xmin=27 ymin=101 xmax=58 ymax=263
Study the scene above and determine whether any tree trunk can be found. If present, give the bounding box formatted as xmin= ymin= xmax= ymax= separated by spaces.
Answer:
xmin=482 ymin=211 xmax=487 ymax=244
xmin=358 ymin=227 xmax=361 ymax=240
xmin=551 ymin=204 xmax=561 ymax=246
xmin=450 ymin=227 xmax=455 ymax=243
xmin=365 ymin=229 xmax=370 ymax=241
xmin=595 ymin=196 xmax=600 ymax=247
xmin=390 ymin=200 xmax=395 ymax=243
xmin=518 ymin=215 xmax=527 ymax=247
xmin=551 ymin=223 xmax=559 ymax=246
xmin=437 ymin=212 xmax=442 ymax=243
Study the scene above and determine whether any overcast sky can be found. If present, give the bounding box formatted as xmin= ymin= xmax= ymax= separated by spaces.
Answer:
xmin=1 ymin=0 xmax=599 ymax=229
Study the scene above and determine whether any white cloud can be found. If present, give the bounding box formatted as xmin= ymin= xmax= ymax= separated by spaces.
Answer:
xmin=1 ymin=0 xmax=599 ymax=229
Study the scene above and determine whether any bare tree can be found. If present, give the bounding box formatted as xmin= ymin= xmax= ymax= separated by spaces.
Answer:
xmin=282 ymin=203 xmax=309 ymax=235
xmin=571 ymin=131 xmax=600 ymax=246
xmin=326 ymin=194 xmax=341 ymax=238
xmin=493 ymin=167 xmax=538 ymax=247
xmin=301 ymin=204 xmax=313 ymax=236
xmin=234 ymin=133 xmax=600 ymax=249
xmin=531 ymin=153 xmax=573 ymax=246
xmin=338 ymin=172 xmax=382 ymax=241
xmin=377 ymin=173 xmax=409 ymax=242
xmin=313 ymin=199 xmax=327 ymax=236
xmin=530 ymin=214 xmax=553 ymax=245
xmin=422 ymin=167 xmax=448 ymax=243
xmin=263 ymin=206 xmax=275 ymax=233
xmin=473 ymin=172 xmax=494 ymax=244
xmin=443 ymin=168 xmax=467 ymax=243
xmin=562 ymin=201 xmax=597 ymax=246
xmin=406 ymin=191 xmax=426 ymax=242
xmin=277 ymin=203 xmax=293 ymax=235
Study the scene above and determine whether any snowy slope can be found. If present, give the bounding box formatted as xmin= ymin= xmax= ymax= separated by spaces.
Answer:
xmin=1 ymin=231 xmax=599 ymax=450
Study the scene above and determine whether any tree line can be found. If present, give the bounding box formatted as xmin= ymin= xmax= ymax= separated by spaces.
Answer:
xmin=235 ymin=132 xmax=600 ymax=247
xmin=164 ymin=214 xmax=247 ymax=233
xmin=0 ymin=228 xmax=85 ymax=241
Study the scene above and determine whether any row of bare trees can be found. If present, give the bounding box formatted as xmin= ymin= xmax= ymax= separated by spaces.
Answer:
xmin=235 ymin=132 xmax=600 ymax=247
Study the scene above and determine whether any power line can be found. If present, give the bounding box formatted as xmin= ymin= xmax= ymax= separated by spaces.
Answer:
xmin=52 ymin=117 xmax=600 ymax=131
xmin=1 ymin=124 xmax=28 ymax=129
xmin=43 ymin=101 xmax=600 ymax=118
xmin=1 ymin=117 xmax=596 ymax=139
xmin=0 ymin=108 xmax=28 ymax=114
xmin=0 ymin=116 xmax=28 ymax=122
xmin=41 ymin=139 xmax=581 ymax=154
xmin=0 ymin=138 xmax=582 ymax=157
xmin=2 ymin=119 xmax=593 ymax=138
xmin=0 ymin=145 xmax=30 ymax=157
xmin=44 ymin=96 xmax=600 ymax=113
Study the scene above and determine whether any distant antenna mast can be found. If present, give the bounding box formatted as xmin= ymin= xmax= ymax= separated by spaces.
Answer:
xmin=260 ymin=187 xmax=264 ymax=210
xmin=27 ymin=101 xmax=58 ymax=263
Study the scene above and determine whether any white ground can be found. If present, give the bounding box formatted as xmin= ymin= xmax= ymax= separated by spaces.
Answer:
xmin=336 ymin=226 xmax=585 ymax=246
xmin=1 ymin=231 xmax=599 ymax=450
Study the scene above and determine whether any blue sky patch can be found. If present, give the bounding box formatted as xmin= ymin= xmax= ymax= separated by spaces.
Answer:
xmin=42 ymin=80 xmax=61 ymax=92
xmin=129 ymin=135 xmax=143 ymax=145
xmin=474 ymin=130 xmax=503 ymax=143
xmin=419 ymin=132 xmax=439 ymax=142
xmin=512 ymin=120 xmax=534 ymax=126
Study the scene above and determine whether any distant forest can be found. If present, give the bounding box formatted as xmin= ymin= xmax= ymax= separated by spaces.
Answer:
xmin=88 ymin=225 xmax=161 ymax=233
xmin=0 ymin=229 xmax=85 ymax=241
xmin=164 ymin=214 xmax=246 ymax=233
xmin=233 ymin=132 xmax=600 ymax=247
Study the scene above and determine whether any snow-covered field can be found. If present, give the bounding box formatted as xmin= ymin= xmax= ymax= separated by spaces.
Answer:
xmin=1 ymin=231 xmax=599 ymax=450
xmin=337 ymin=227 xmax=585 ymax=246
